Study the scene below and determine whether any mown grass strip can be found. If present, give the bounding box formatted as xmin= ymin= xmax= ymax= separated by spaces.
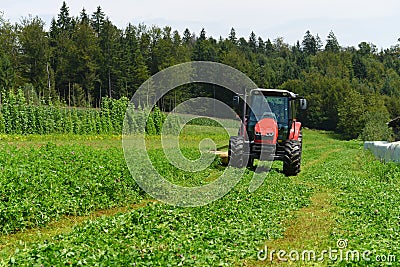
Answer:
xmin=0 ymin=200 xmax=156 ymax=258
xmin=243 ymin=130 xmax=343 ymax=266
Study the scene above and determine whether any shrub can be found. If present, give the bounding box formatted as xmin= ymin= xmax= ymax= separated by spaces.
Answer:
xmin=360 ymin=111 xmax=393 ymax=141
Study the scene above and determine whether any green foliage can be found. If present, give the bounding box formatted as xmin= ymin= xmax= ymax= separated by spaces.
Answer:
xmin=337 ymin=91 xmax=393 ymax=140
xmin=0 ymin=111 xmax=5 ymax=133
xmin=185 ymin=116 xmax=238 ymax=129
xmin=0 ymin=142 xmax=143 ymax=234
xmin=145 ymin=114 xmax=157 ymax=135
xmin=325 ymin=30 xmax=340 ymax=53
xmin=18 ymin=16 xmax=53 ymax=98
xmin=192 ymin=28 xmax=217 ymax=61
xmin=151 ymin=106 xmax=165 ymax=133
xmin=4 ymin=129 xmax=400 ymax=265
xmin=358 ymin=94 xmax=393 ymax=141
xmin=0 ymin=90 xmax=169 ymax=135
xmin=360 ymin=110 xmax=393 ymax=142
xmin=5 ymin=132 xmax=313 ymax=265
xmin=337 ymin=89 xmax=365 ymax=139
xmin=302 ymin=30 xmax=318 ymax=55
xmin=188 ymin=117 xmax=221 ymax=127
xmin=161 ymin=113 xmax=181 ymax=135
xmin=1 ymin=6 xmax=400 ymax=139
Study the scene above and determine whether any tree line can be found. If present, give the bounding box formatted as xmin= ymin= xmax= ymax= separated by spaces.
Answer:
xmin=1 ymin=2 xmax=400 ymax=139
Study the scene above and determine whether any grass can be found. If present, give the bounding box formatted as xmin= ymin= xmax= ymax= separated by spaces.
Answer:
xmin=245 ymin=191 xmax=334 ymax=266
xmin=0 ymin=127 xmax=399 ymax=266
xmin=0 ymin=200 xmax=157 ymax=257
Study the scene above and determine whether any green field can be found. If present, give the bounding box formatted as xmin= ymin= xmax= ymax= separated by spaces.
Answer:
xmin=0 ymin=127 xmax=399 ymax=266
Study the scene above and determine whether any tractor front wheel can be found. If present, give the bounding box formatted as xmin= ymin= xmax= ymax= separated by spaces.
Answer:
xmin=228 ymin=136 xmax=246 ymax=168
xmin=283 ymin=140 xmax=301 ymax=176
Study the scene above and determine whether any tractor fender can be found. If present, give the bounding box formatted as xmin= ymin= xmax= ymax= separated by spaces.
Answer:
xmin=289 ymin=121 xmax=302 ymax=141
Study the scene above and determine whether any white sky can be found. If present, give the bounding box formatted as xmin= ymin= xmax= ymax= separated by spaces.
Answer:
xmin=1 ymin=0 xmax=399 ymax=49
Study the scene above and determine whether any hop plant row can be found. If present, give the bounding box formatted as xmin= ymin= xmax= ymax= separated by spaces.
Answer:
xmin=0 ymin=89 xmax=175 ymax=135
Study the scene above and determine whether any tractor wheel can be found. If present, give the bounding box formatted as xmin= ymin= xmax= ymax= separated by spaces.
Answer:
xmin=298 ymin=130 xmax=303 ymax=154
xmin=247 ymin=156 xmax=254 ymax=168
xmin=298 ymin=130 xmax=303 ymax=146
xmin=228 ymin=136 xmax=245 ymax=168
xmin=283 ymin=140 xmax=301 ymax=176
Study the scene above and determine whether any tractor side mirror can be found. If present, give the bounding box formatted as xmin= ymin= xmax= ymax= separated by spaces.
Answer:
xmin=233 ymin=95 xmax=240 ymax=106
xmin=299 ymin=99 xmax=307 ymax=110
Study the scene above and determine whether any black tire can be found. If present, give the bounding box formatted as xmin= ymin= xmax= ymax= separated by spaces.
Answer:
xmin=228 ymin=136 xmax=245 ymax=168
xmin=298 ymin=130 xmax=303 ymax=151
xmin=247 ymin=156 xmax=254 ymax=168
xmin=298 ymin=130 xmax=303 ymax=146
xmin=283 ymin=140 xmax=301 ymax=176
xmin=298 ymin=130 xmax=303 ymax=159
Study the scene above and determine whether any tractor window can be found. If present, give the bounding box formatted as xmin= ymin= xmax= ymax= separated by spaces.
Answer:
xmin=265 ymin=96 xmax=288 ymax=125
xmin=248 ymin=94 xmax=272 ymax=128
xmin=248 ymin=95 xmax=288 ymax=126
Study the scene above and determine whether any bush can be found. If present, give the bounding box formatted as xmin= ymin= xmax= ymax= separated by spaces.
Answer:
xmin=360 ymin=111 xmax=393 ymax=141
xmin=337 ymin=89 xmax=365 ymax=139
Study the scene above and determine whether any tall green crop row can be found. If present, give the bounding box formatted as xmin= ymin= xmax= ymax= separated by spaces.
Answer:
xmin=0 ymin=89 xmax=172 ymax=135
xmin=99 ymin=96 xmax=130 ymax=134
xmin=0 ymin=112 xmax=5 ymax=133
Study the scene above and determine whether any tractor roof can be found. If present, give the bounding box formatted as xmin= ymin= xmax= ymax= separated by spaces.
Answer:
xmin=250 ymin=88 xmax=298 ymax=98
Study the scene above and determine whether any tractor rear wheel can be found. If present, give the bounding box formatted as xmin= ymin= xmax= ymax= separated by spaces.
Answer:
xmin=247 ymin=157 xmax=254 ymax=167
xmin=228 ymin=136 xmax=246 ymax=168
xmin=283 ymin=140 xmax=301 ymax=176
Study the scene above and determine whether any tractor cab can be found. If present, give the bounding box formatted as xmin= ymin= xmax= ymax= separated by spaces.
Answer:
xmin=246 ymin=89 xmax=305 ymax=142
xmin=230 ymin=88 xmax=307 ymax=176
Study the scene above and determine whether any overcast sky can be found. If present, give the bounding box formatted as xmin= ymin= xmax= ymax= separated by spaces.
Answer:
xmin=1 ymin=0 xmax=399 ymax=49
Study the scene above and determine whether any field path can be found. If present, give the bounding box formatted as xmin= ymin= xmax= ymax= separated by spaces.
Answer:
xmin=244 ymin=133 xmax=347 ymax=266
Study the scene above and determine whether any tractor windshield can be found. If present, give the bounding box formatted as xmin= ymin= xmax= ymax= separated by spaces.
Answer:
xmin=248 ymin=94 xmax=289 ymax=127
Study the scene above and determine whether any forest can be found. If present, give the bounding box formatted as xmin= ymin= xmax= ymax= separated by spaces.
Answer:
xmin=1 ymin=2 xmax=400 ymax=140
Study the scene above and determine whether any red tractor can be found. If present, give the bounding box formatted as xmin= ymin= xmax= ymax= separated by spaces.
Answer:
xmin=229 ymin=89 xmax=307 ymax=176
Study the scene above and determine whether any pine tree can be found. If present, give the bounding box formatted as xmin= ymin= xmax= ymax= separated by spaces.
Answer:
xmin=199 ymin=28 xmax=206 ymax=41
xmin=91 ymin=6 xmax=105 ymax=36
xmin=71 ymin=19 xmax=100 ymax=105
xmin=56 ymin=1 xmax=73 ymax=32
xmin=302 ymin=30 xmax=317 ymax=55
xmin=316 ymin=34 xmax=323 ymax=52
xmin=50 ymin=1 xmax=76 ymax=104
xmin=97 ymin=19 xmax=122 ymax=101
xmin=248 ymin=31 xmax=257 ymax=52
xmin=192 ymin=28 xmax=215 ymax=61
xmin=265 ymin=38 xmax=274 ymax=55
xmin=79 ymin=8 xmax=89 ymax=25
xmin=325 ymin=31 xmax=340 ymax=53
xmin=228 ymin=27 xmax=237 ymax=45
xmin=182 ymin=28 xmax=192 ymax=45
xmin=19 ymin=16 xmax=53 ymax=99
xmin=257 ymin=37 xmax=265 ymax=53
